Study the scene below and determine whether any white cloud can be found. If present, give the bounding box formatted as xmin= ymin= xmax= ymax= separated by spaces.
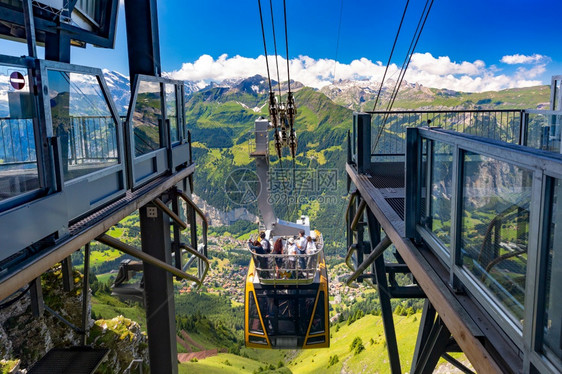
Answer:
xmin=500 ymin=53 xmax=545 ymax=64
xmin=168 ymin=52 xmax=549 ymax=93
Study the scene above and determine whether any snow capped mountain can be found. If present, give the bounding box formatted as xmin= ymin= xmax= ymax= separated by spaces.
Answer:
xmin=320 ymin=78 xmax=434 ymax=110
xmin=102 ymin=69 xmax=131 ymax=115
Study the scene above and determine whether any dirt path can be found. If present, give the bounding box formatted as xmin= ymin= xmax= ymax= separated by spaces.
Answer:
xmin=177 ymin=348 xmax=228 ymax=363
xmin=176 ymin=335 xmax=192 ymax=353
xmin=180 ymin=330 xmax=205 ymax=351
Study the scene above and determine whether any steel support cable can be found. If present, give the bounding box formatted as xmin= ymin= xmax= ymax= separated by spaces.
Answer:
xmin=269 ymin=0 xmax=284 ymax=102
xmin=257 ymin=0 xmax=273 ymax=92
xmin=332 ymin=0 xmax=344 ymax=84
xmin=372 ymin=0 xmax=411 ymax=111
xmin=383 ymin=0 xmax=432 ymax=114
xmin=282 ymin=0 xmax=291 ymax=93
xmin=379 ymin=0 xmax=431 ymax=128
xmin=372 ymin=0 xmax=434 ymax=153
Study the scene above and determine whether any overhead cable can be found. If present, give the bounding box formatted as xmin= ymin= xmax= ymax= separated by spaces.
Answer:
xmin=372 ymin=0 xmax=435 ymax=153
xmin=257 ymin=0 xmax=273 ymax=92
xmin=269 ymin=0 xmax=283 ymax=101
xmin=372 ymin=0 xmax=411 ymax=111
xmin=283 ymin=0 xmax=291 ymax=93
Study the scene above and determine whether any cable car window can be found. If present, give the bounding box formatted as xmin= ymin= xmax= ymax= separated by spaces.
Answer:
xmin=0 ymin=65 xmax=39 ymax=202
xmin=248 ymin=291 xmax=264 ymax=334
xmin=165 ymin=84 xmax=179 ymax=144
xmin=309 ymin=292 xmax=325 ymax=334
xmin=133 ymin=80 xmax=163 ymax=156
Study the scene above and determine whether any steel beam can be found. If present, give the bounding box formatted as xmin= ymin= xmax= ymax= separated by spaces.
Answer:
xmin=29 ymin=277 xmax=44 ymax=317
xmin=374 ymin=254 xmax=401 ymax=374
xmin=412 ymin=317 xmax=452 ymax=374
xmin=140 ymin=202 xmax=178 ymax=374
xmin=124 ymin=0 xmax=162 ymax=79
xmin=45 ymin=31 xmax=70 ymax=63
xmin=355 ymin=113 xmax=371 ymax=174
xmin=80 ymin=243 xmax=90 ymax=346
xmin=0 ymin=164 xmax=194 ymax=301
xmin=61 ymin=257 xmax=74 ymax=292
xmin=412 ymin=300 xmax=436 ymax=371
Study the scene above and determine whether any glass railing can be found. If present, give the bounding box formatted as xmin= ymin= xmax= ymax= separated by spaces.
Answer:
xmin=0 ymin=61 xmax=40 ymax=203
xmin=523 ymin=110 xmax=562 ymax=153
xmin=405 ymin=127 xmax=562 ymax=373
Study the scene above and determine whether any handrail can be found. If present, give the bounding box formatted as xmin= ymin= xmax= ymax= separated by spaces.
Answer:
xmin=365 ymin=109 xmax=525 ymax=115
xmin=96 ymin=234 xmax=201 ymax=285
xmin=152 ymin=197 xmax=187 ymax=230
xmin=177 ymin=190 xmax=208 ymax=257
xmin=345 ymin=190 xmax=359 ymax=223
xmin=178 ymin=243 xmax=209 ymax=286
xmin=350 ymin=199 xmax=366 ymax=231
xmin=345 ymin=244 xmax=357 ymax=272
xmin=346 ymin=236 xmax=391 ymax=286
xmin=152 ymin=194 xmax=209 ymax=286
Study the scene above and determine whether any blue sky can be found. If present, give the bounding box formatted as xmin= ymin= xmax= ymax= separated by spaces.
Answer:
xmin=2 ymin=0 xmax=561 ymax=91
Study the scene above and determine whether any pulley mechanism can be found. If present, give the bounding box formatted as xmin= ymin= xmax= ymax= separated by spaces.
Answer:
xmin=258 ymin=0 xmax=297 ymax=160
xmin=269 ymin=90 xmax=297 ymax=159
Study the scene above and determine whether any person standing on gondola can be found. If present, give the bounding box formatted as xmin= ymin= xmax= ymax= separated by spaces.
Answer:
xmin=273 ymin=237 xmax=284 ymax=278
xmin=248 ymin=239 xmax=268 ymax=278
xmin=287 ymin=237 xmax=297 ymax=278
xmin=296 ymin=230 xmax=307 ymax=276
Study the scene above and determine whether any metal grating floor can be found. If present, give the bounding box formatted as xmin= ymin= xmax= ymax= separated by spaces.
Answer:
xmin=28 ymin=347 xmax=109 ymax=374
xmin=385 ymin=198 xmax=405 ymax=221
xmin=369 ymin=174 xmax=405 ymax=189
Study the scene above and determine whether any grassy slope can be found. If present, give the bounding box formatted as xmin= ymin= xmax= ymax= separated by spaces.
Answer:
xmin=179 ymin=353 xmax=288 ymax=374
xmin=287 ymin=313 xmax=419 ymax=374
xmin=91 ymin=294 xmax=146 ymax=330
xmin=182 ymin=312 xmax=467 ymax=374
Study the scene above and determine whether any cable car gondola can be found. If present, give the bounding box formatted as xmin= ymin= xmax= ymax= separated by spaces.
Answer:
xmin=244 ymin=231 xmax=329 ymax=349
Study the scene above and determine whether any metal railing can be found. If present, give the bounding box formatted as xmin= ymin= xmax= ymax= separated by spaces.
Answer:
xmin=351 ymin=109 xmax=562 ymax=173
xmin=67 ymin=116 xmax=118 ymax=164
xmin=252 ymin=250 xmax=323 ymax=286
xmin=369 ymin=109 xmax=525 ymax=156
xmin=405 ymin=127 xmax=562 ymax=374
xmin=0 ymin=117 xmax=36 ymax=165
xmin=1 ymin=115 xmax=120 ymax=167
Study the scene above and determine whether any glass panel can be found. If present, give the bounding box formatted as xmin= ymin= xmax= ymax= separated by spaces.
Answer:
xmin=165 ymin=84 xmax=179 ymax=144
xmin=554 ymin=80 xmax=561 ymax=111
xmin=48 ymin=70 xmax=118 ymax=181
xmin=419 ymin=139 xmax=428 ymax=220
xmin=133 ymin=80 xmax=162 ymax=156
xmin=308 ymin=292 xmax=325 ymax=334
xmin=461 ymin=152 xmax=532 ymax=324
xmin=0 ymin=65 xmax=39 ymax=201
xmin=248 ymin=291 xmax=264 ymax=334
xmin=526 ymin=112 xmax=562 ymax=153
xmin=542 ymin=178 xmax=562 ymax=361
xmin=428 ymin=141 xmax=453 ymax=249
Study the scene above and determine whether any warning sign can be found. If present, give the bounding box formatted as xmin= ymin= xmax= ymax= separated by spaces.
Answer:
xmin=9 ymin=72 xmax=25 ymax=90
